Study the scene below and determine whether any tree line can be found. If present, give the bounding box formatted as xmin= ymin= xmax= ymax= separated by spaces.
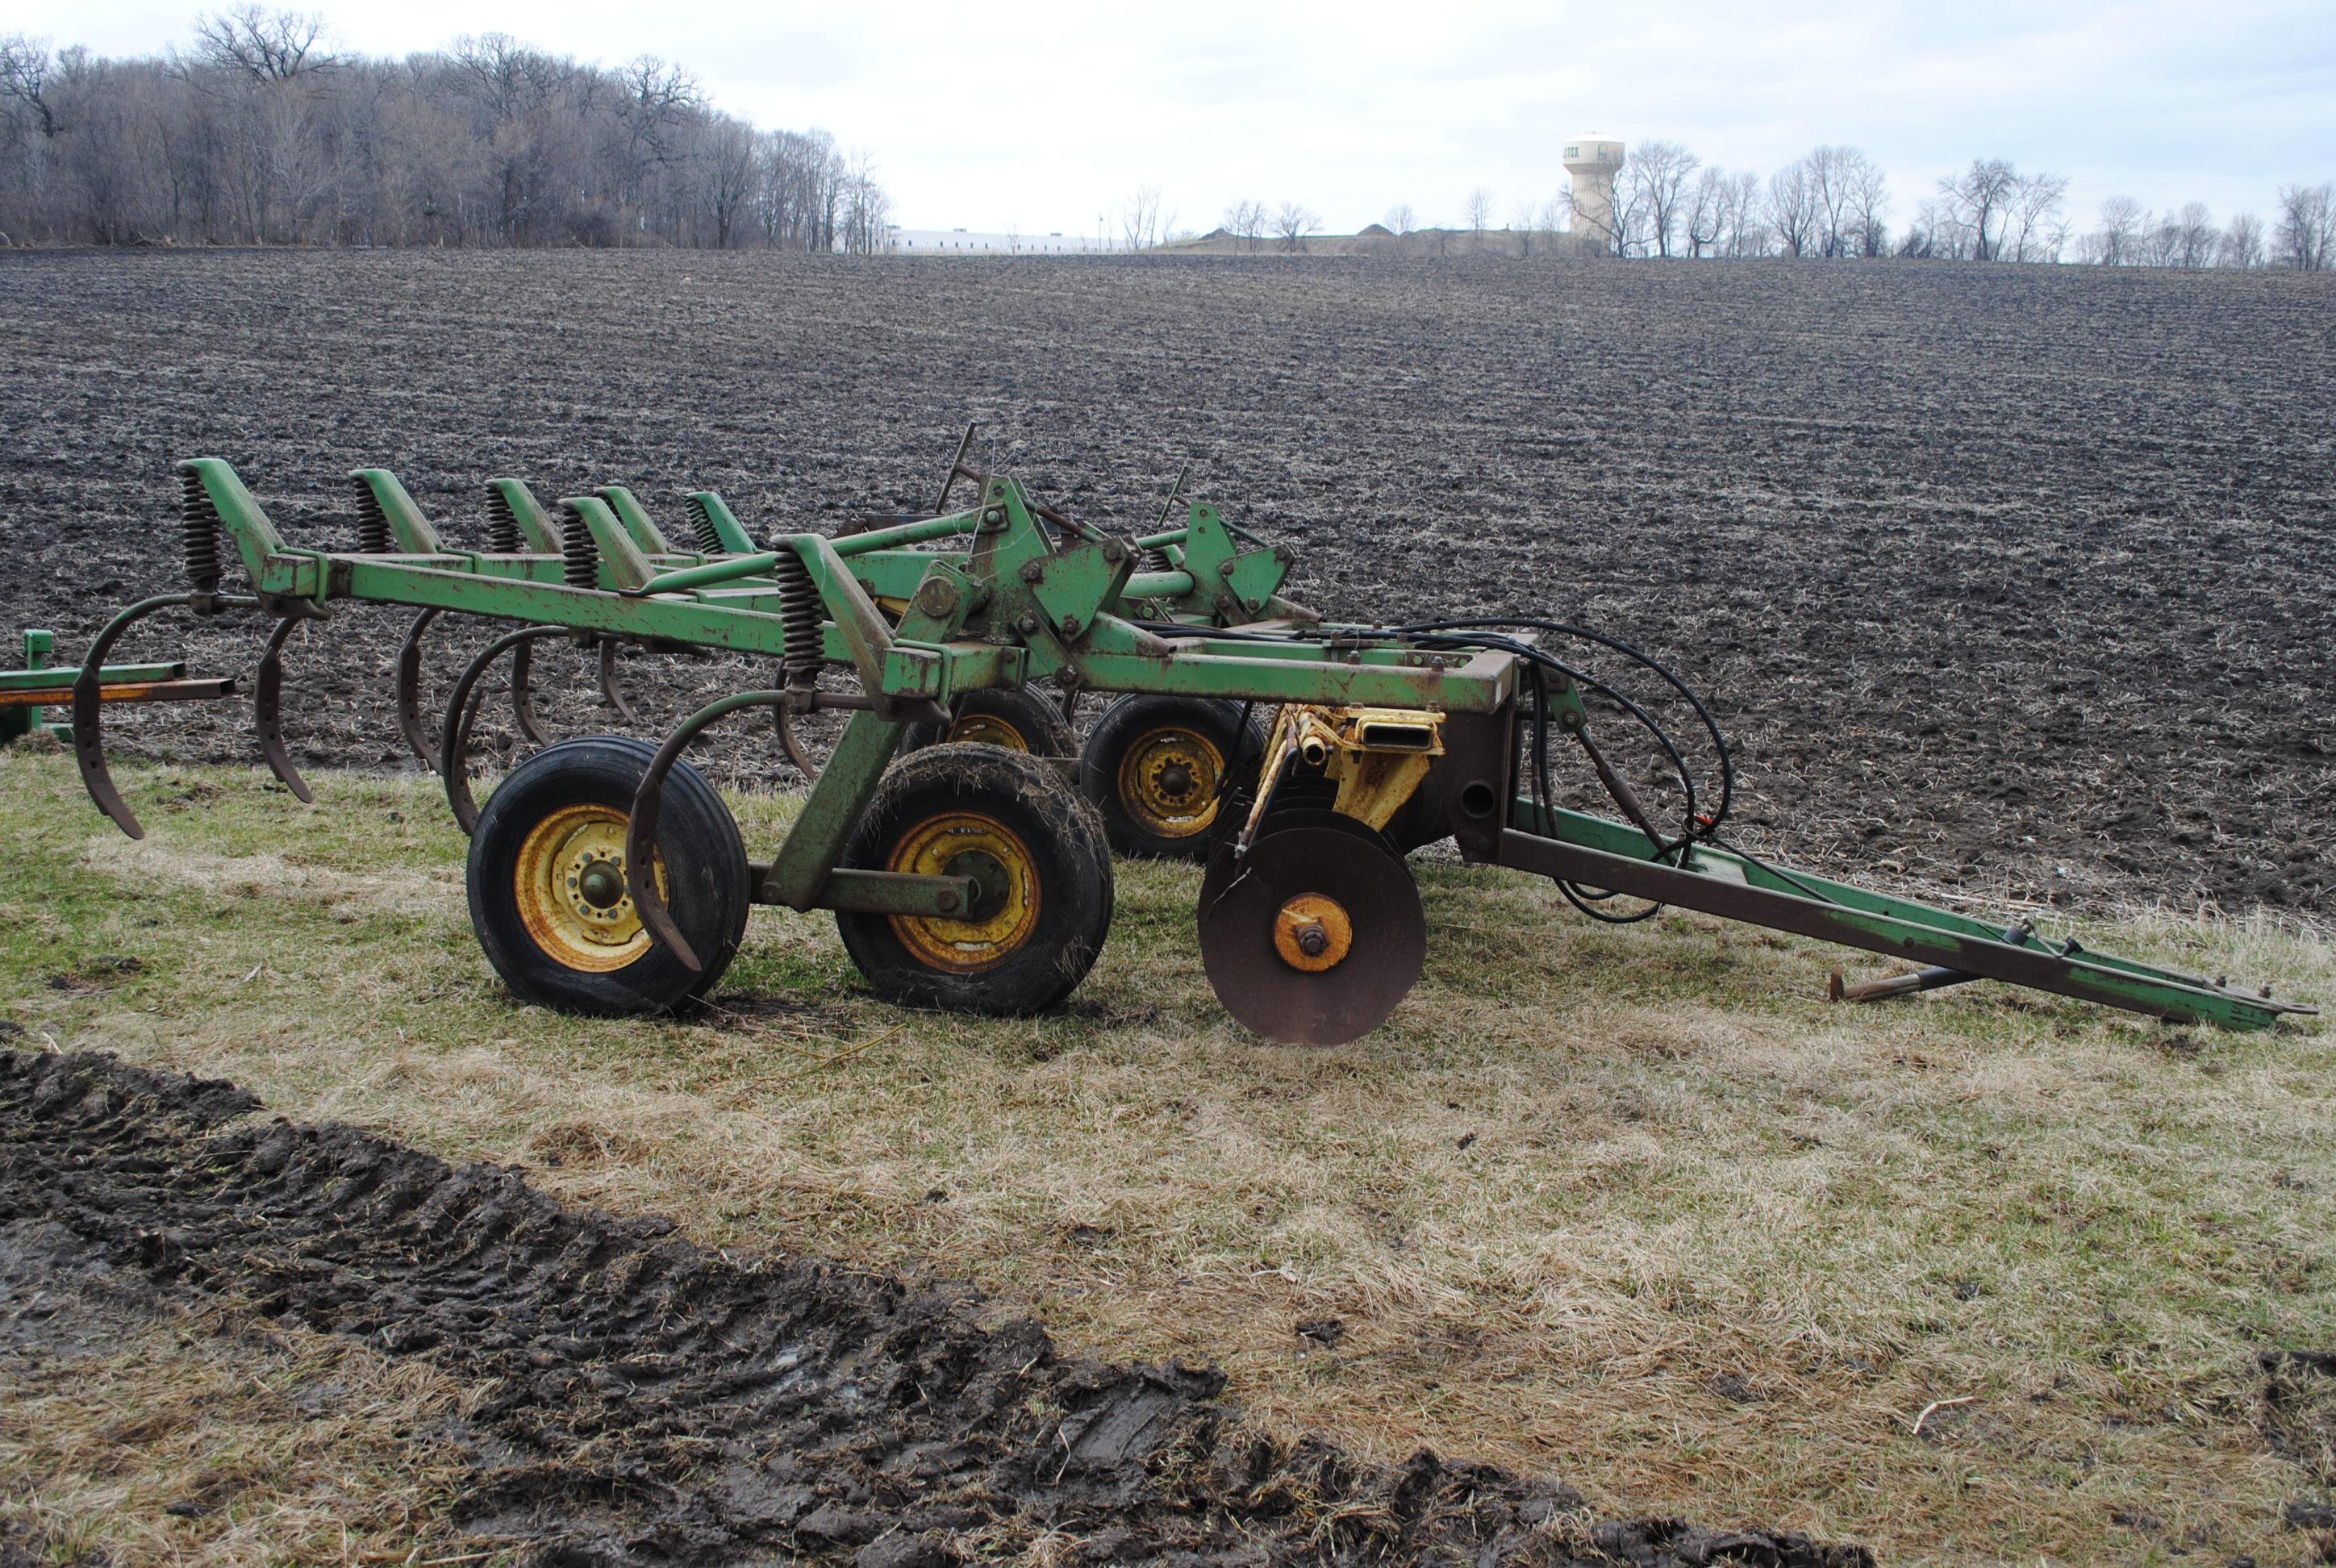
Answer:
xmin=0 ymin=9 xmax=892 ymax=251
xmin=1223 ymin=143 xmax=2333 ymax=271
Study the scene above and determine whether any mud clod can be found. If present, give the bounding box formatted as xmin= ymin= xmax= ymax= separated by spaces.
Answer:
xmin=0 ymin=1051 xmax=1870 ymax=1565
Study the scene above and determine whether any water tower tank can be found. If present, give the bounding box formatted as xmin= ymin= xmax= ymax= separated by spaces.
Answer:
xmin=1563 ymin=135 xmax=1626 ymax=235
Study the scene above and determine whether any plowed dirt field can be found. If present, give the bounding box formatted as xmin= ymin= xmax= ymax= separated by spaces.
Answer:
xmin=2 ymin=248 xmax=2329 ymax=915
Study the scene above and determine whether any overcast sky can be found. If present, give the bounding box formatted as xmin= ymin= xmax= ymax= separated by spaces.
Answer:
xmin=22 ymin=0 xmax=2336 ymax=238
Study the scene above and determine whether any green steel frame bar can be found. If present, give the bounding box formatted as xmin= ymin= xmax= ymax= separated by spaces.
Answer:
xmin=1504 ymin=802 xmax=2309 ymax=1030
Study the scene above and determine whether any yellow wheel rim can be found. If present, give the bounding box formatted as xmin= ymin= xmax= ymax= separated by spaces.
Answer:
xmin=512 ymin=803 xmax=664 ymax=974
xmin=1116 ymin=724 xmax=1225 ymax=839
xmin=885 ymin=810 xmax=1041 ymax=974
xmin=945 ymin=711 xmax=1028 ymax=751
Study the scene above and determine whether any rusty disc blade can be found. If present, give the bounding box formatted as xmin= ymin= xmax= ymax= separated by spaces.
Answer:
xmin=1198 ymin=822 xmax=1425 ymax=1047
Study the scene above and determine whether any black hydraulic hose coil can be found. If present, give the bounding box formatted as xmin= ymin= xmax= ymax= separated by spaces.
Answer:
xmin=483 ymin=486 xmax=522 ymax=554
xmin=180 ymin=469 xmax=222 ymax=594
xmin=774 ymin=547 xmax=823 ymax=686
xmin=561 ymin=503 xmax=600 ymax=590
xmin=352 ymin=475 xmax=390 ymax=553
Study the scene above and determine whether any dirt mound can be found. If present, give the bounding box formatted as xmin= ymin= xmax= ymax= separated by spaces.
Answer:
xmin=0 ymin=1049 xmax=1871 ymax=1566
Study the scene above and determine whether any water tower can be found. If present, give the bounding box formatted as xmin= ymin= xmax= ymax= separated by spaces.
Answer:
xmin=1563 ymin=134 xmax=1626 ymax=236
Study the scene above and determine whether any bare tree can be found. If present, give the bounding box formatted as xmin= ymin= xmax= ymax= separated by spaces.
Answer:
xmin=1805 ymin=144 xmax=1854 ymax=256
xmin=1846 ymin=153 xmax=1892 ymax=256
xmin=1907 ymin=195 xmax=1979 ymax=259
xmin=1121 ymin=184 xmax=1163 ymax=250
xmin=702 ymin=116 xmax=758 ymax=247
xmin=1683 ymin=165 xmax=1726 ymax=257
xmin=1464 ymin=186 xmax=1492 ymax=244
xmin=1621 ymin=139 xmax=1697 ymax=258
xmin=2275 ymin=181 xmax=2334 ymax=271
xmin=1273 ymin=199 xmax=1314 ymax=252
xmin=0 ymin=34 xmax=60 ymax=137
xmin=192 ymin=6 xmax=332 ymax=80
xmin=1724 ymin=170 xmax=1767 ymax=256
xmin=1767 ymin=158 xmax=1817 ymax=258
xmin=1937 ymin=157 xmax=2019 ymax=259
xmin=1561 ymin=179 xmax=1620 ymax=256
xmin=2217 ymin=211 xmax=2265 ymax=269
xmin=1383 ymin=202 xmax=1414 ymax=235
xmin=1220 ymin=198 xmax=1265 ymax=252
xmin=2001 ymin=170 xmax=2068 ymax=262
xmin=0 ymin=22 xmax=884 ymax=251
xmin=838 ymin=147 xmax=891 ymax=254
xmin=2093 ymin=196 xmax=2144 ymax=265
xmin=1509 ymin=200 xmax=1542 ymax=256
xmin=2171 ymin=201 xmax=2216 ymax=268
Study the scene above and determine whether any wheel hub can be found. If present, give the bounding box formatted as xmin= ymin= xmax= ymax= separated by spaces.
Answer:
xmin=514 ymin=804 xmax=661 ymax=973
xmin=1118 ymin=725 xmax=1226 ymax=838
xmin=884 ymin=811 xmax=1041 ymax=974
xmin=1272 ymin=893 xmax=1352 ymax=971
xmin=577 ymin=858 xmax=627 ymax=911
xmin=941 ymin=848 xmax=1012 ymax=922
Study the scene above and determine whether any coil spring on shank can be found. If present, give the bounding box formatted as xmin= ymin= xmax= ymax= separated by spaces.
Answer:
xmin=181 ymin=470 xmax=222 ymax=594
xmin=353 ymin=477 xmax=390 ymax=553
xmin=561 ymin=505 xmax=600 ymax=590
xmin=484 ymin=487 xmax=522 ymax=554
xmin=681 ymin=495 xmax=715 ymax=554
xmin=774 ymin=549 xmax=823 ymax=686
xmin=1140 ymin=545 xmax=1175 ymax=574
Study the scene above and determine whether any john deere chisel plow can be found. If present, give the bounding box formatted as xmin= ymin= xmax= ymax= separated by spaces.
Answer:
xmin=54 ymin=440 xmax=2314 ymax=1043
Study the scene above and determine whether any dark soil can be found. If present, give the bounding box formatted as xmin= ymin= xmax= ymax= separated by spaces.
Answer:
xmin=1 ymin=249 xmax=2330 ymax=913
xmin=0 ymin=1049 xmax=1870 ymax=1566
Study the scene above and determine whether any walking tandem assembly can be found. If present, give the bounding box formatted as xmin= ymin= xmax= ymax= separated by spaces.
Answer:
xmin=60 ymin=443 xmax=2314 ymax=1044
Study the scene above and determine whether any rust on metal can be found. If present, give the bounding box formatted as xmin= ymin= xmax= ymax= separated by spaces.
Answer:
xmin=253 ymin=615 xmax=315 ymax=804
xmin=394 ymin=607 xmax=444 ymax=773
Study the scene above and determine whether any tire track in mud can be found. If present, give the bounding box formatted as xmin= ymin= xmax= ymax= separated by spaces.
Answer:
xmin=0 ymin=1050 xmax=1872 ymax=1567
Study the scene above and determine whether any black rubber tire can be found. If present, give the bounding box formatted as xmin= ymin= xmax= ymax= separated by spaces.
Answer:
xmin=901 ymin=687 xmax=1077 ymax=757
xmin=836 ymin=744 xmax=1115 ymax=1015
xmin=467 ymin=735 xmax=750 ymax=1016
xmin=1078 ymin=694 xmax=1265 ymax=860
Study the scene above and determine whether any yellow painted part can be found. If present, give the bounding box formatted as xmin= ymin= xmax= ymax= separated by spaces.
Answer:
xmin=1273 ymin=892 xmax=1353 ymax=972
xmin=1263 ymin=703 xmax=1445 ymax=832
xmin=1326 ymin=750 xmax=1435 ymax=832
xmin=513 ymin=803 xmax=665 ymax=973
xmin=945 ymin=712 xmax=1028 ymax=751
xmin=1116 ymin=724 xmax=1227 ymax=839
xmin=884 ymin=810 xmax=1041 ymax=974
xmin=0 ymin=682 xmax=179 ymax=708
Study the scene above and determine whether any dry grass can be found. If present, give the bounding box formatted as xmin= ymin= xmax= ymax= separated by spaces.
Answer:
xmin=2 ymin=749 xmax=2332 ymax=1566
xmin=0 ymin=1274 xmax=485 ymax=1565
